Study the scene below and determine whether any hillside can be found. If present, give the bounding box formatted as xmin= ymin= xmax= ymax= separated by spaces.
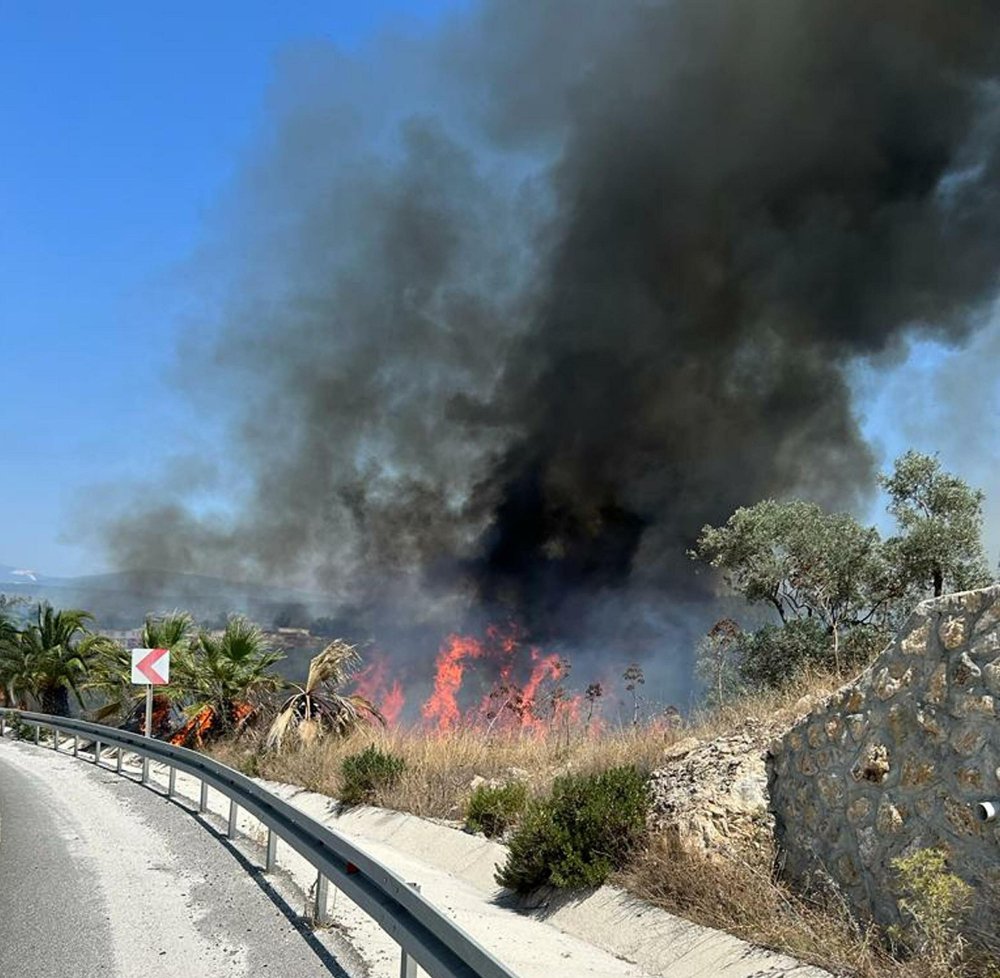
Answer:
xmin=0 ymin=565 xmax=342 ymax=632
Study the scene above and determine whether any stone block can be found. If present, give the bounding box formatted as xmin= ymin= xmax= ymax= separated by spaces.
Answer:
xmin=970 ymin=630 xmax=1000 ymax=658
xmin=900 ymin=620 xmax=931 ymax=655
xmin=846 ymin=796 xmax=872 ymax=824
xmin=846 ymin=714 xmax=867 ymax=742
xmin=955 ymin=767 xmax=983 ymax=790
xmin=852 ymin=744 xmax=890 ymax=784
xmin=901 ymin=758 xmax=935 ymax=787
xmin=952 ymin=651 xmax=982 ymax=687
xmin=876 ymin=798 xmax=904 ymax=834
xmin=817 ymin=774 xmax=844 ymax=806
xmin=835 ymin=852 xmax=861 ymax=886
xmin=915 ymin=706 xmax=943 ymax=739
xmin=944 ymin=797 xmax=981 ymax=838
xmin=983 ymin=657 xmax=1000 ymax=695
xmin=926 ymin=663 xmax=948 ymax=704
xmin=939 ymin=615 xmax=967 ymax=650
xmin=949 ymin=726 xmax=986 ymax=757
xmin=948 ymin=693 xmax=994 ymax=719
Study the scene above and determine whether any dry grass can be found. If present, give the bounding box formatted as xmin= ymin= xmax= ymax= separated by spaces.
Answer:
xmin=623 ymin=836 xmax=1000 ymax=978
xmin=623 ymin=835 xmax=913 ymax=978
xmin=210 ymin=721 xmax=674 ymax=818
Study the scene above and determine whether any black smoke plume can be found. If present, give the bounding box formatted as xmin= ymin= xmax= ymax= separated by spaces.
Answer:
xmin=101 ymin=1 xmax=1000 ymax=687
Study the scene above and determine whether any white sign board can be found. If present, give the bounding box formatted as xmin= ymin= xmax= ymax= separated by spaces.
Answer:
xmin=131 ymin=648 xmax=170 ymax=685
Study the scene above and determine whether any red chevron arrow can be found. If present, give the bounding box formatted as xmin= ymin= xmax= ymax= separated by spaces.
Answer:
xmin=135 ymin=648 xmax=169 ymax=684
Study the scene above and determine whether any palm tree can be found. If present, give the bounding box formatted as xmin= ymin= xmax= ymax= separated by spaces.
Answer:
xmin=3 ymin=604 xmax=94 ymax=715
xmin=266 ymin=640 xmax=383 ymax=750
xmin=84 ymin=611 xmax=195 ymax=732
xmin=0 ymin=610 xmax=29 ymax=707
xmin=171 ymin=616 xmax=284 ymax=746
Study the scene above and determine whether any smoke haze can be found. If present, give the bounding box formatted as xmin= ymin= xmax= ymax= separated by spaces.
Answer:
xmin=101 ymin=1 xmax=1000 ymax=692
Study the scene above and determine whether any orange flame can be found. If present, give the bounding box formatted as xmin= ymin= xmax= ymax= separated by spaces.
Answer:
xmin=169 ymin=705 xmax=216 ymax=747
xmin=421 ymin=633 xmax=486 ymax=731
xmin=352 ymin=654 xmax=407 ymax=726
xmin=381 ymin=681 xmax=405 ymax=725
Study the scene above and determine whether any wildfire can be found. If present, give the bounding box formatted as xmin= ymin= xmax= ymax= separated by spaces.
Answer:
xmin=348 ymin=626 xmax=628 ymax=735
xmin=420 ymin=627 xmax=585 ymax=734
xmin=381 ymin=681 xmax=405 ymax=725
xmin=169 ymin=701 xmax=254 ymax=748
xmin=352 ymin=653 xmax=407 ymax=726
xmin=420 ymin=633 xmax=485 ymax=731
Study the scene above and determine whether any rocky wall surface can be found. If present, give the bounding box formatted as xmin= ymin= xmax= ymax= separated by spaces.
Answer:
xmin=768 ymin=587 xmax=1000 ymax=940
xmin=649 ymin=723 xmax=778 ymax=859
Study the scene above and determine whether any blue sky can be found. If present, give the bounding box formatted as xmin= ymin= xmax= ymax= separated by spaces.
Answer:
xmin=1 ymin=1 xmax=465 ymax=575
xmin=3 ymin=1 xmax=999 ymax=579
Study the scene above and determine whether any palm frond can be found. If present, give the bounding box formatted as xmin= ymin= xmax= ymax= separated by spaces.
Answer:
xmin=305 ymin=640 xmax=361 ymax=693
xmin=265 ymin=641 xmax=383 ymax=749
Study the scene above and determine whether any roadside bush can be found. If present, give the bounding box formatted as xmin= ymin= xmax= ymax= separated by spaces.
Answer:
xmin=890 ymin=848 xmax=973 ymax=974
xmin=339 ymin=744 xmax=406 ymax=805
xmin=496 ymin=765 xmax=649 ymax=893
xmin=6 ymin=713 xmax=34 ymax=741
xmin=465 ymin=781 xmax=527 ymax=838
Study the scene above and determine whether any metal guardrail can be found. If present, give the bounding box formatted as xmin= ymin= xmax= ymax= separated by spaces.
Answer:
xmin=0 ymin=708 xmax=518 ymax=978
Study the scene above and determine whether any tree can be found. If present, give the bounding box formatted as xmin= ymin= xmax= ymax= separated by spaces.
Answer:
xmin=695 ymin=618 xmax=744 ymax=706
xmin=266 ymin=640 xmax=382 ymax=750
xmin=879 ymin=451 xmax=991 ymax=599
xmin=0 ymin=604 xmax=95 ymax=715
xmin=0 ymin=610 xmax=29 ymax=707
xmin=691 ymin=500 xmax=894 ymax=674
xmin=736 ymin=618 xmax=830 ymax=690
xmin=171 ymin=616 xmax=283 ymax=744
xmin=623 ymin=662 xmax=645 ymax=726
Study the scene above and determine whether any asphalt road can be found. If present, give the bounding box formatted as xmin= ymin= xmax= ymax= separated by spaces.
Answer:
xmin=0 ymin=739 xmax=362 ymax=978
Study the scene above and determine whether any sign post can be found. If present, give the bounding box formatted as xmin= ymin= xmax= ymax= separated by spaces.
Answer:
xmin=131 ymin=648 xmax=170 ymax=782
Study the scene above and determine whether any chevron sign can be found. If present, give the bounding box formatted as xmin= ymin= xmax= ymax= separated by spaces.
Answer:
xmin=131 ymin=648 xmax=170 ymax=685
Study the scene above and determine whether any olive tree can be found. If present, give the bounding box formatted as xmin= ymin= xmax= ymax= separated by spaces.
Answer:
xmin=879 ymin=450 xmax=991 ymax=599
xmin=692 ymin=499 xmax=895 ymax=675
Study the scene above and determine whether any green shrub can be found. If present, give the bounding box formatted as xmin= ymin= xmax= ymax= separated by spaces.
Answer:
xmin=6 ymin=713 xmax=34 ymax=741
xmin=496 ymin=765 xmax=650 ymax=893
xmin=339 ymin=745 xmax=406 ymax=805
xmin=465 ymin=781 xmax=528 ymax=838
xmin=890 ymin=847 xmax=972 ymax=973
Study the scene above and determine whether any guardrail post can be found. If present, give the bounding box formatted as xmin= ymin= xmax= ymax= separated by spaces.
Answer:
xmin=265 ymin=828 xmax=277 ymax=872
xmin=73 ymin=734 xmax=79 ymax=757
xmin=34 ymin=725 xmax=40 ymax=746
xmin=94 ymin=740 xmax=101 ymax=764
xmin=228 ymin=799 xmax=238 ymax=839
xmin=116 ymin=747 xmax=123 ymax=774
xmin=52 ymin=728 xmax=58 ymax=750
xmin=199 ymin=780 xmax=209 ymax=813
xmin=142 ymin=755 xmax=150 ymax=784
xmin=315 ymin=873 xmax=330 ymax=925
xmin=0 ymin=713 xmax=5 ymax=737
xmin=399 ymin=948 xmax=417 ymax=978
xmin=168 ymin=766 xmax=176 ymax=798
xmin=399 ymin=883 xmax=421 ymax=978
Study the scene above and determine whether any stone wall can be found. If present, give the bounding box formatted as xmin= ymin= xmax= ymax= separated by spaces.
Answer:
xmin=768 ymin=587 xmax=1000 ymax=940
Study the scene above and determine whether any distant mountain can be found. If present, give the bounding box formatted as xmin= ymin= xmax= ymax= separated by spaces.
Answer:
xmin=0 ymin=564 xmax=69 ymax=587
xmin=0 ymin=565 xmax=341 ymax=631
